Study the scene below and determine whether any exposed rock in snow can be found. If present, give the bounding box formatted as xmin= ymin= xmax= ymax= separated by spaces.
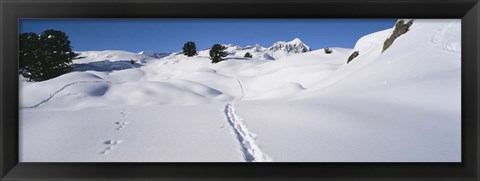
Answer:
xmin=347 ymin=51 xmax=359 ymax=63
xmin=382 ymin=19 xmax=414 ymax=52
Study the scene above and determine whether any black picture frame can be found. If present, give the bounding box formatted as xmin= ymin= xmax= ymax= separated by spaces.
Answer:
xmin=1 ymin=0 xmax=479 ymax=180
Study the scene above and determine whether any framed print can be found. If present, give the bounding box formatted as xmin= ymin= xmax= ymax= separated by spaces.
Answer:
xmin=18 ymin=18 xmax=464 ymax=163
xmin=1 ymin=0 xmax=479 ymax=180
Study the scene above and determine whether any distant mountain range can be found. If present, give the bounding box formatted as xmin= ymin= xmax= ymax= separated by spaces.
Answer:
xmin=139 ymin=38 xmax=312 ymax=60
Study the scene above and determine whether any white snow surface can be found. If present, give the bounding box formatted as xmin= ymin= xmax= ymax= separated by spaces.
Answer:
xmin=20 ymin=19 xmax=460 ymax=162
xmin=74 ymin=50 xmax=157 ymax=64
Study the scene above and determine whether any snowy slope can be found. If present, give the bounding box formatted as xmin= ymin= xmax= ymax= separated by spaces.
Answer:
xmin=74 ymin=50 xmax=156 ymax=64
xmin=72 ymin=50 xmax=159 ymax=72
xmin=237 ymin=19 xmax=461 ymax=162
xmin=20 ymin=19 xmax=460 ymax=162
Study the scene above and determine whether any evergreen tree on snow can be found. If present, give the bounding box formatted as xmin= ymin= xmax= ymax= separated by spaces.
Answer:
xmin=182 ymin=41 xmax=198 ymax=57
xmin=19 ymin=29 xmax=77 ymax=81
xmin=209 ymin=44 xmax=228 ymax=63
xmin=19 ymin=32 xmax=41 ymax=77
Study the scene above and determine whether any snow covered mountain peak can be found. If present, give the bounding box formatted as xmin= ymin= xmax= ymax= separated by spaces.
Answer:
xmin=288 ymin=38 xmax=303 ymax=44
xmin=270 ymin=38 xmax=307 ymax=47
xmin=265 ymin=38 xmax=311 ymax=60
xmin=196 ymin=40 xmax=311 ymax=60
xmin=242 ymin=44 xmax=266 ymax=52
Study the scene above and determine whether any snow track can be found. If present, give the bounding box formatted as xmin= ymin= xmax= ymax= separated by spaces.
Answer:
xmin=23 ymin=81 xmax=110 ymax=109
xmin=224 ymin=103 xmax=272 ymax=162
xmin=234 ymin=77 xmax=245 ymax=101
xmin=224 ymin=77 xmax=272 ymax=162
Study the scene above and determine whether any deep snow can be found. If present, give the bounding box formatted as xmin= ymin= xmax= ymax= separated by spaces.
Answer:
xmin=20 ymin=19 xmax=460 ymax=162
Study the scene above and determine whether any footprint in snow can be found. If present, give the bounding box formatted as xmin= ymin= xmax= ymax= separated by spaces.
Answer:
xmin=114 ymin=121 xmax=129 ymax=131
xmin=100 ymin=139 xmax=123 ymax=155
xmin=120 ymin=109 xmax=130 ymax=117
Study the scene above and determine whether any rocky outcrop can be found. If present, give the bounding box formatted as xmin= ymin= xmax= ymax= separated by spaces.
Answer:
xmin=382 ymin=20 xmax=414 ymax=52
xmin=347 ymin=51 xmax=359 ymax=63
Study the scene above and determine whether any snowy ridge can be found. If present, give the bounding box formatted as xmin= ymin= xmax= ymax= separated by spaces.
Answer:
xmin=74 ymin=50 xmax=156 ymax=64
xmin=138 ymin=51 xmax=171 ymax=59
xmin=22 ymin=80 xmax=111 ymax=109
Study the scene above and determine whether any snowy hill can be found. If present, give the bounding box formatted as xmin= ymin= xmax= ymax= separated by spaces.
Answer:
xmin=237 ymin=19 xmax=461 ymax=161
xmin=138 ymin=50 xmax=171 ymax=59
xmin=20 ymin=19 xmax=460 ymax=162
xmin=74 ymin=50 xmax=156 ymax=64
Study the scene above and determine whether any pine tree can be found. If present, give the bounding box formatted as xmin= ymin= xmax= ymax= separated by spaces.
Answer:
xmin=19 ymin=29 xmax=77 ymax=81
xmin=209 ymin=44 xmax=228 ymax=63
xmin=19 ymin=32 xmax=41 ymax=77
xmin=182 ymin=41 xmax=198 ymax=57
xmin=244 ymin=52 xmax=253 ymax=58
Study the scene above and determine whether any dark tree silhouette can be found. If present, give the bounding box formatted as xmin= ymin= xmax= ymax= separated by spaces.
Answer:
xmin=209 ymin=44 xmax=228 ymax=63
xmin=182 ymin=41 xmax=198 ymax=57
xmin=19 ymin=29 xmax=77 ymax=81
xmin=244 ymin=52 xmax=253 ymax=58
xmin=19 ymin=32 xmax=41 ymax=78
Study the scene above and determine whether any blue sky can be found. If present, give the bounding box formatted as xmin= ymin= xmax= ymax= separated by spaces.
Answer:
xmin=20 ymin=19 xmax=396 ymax=53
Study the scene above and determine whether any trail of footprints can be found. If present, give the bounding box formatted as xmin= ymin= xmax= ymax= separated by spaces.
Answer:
xmin=115 ymin=121 xmax=129 ymax=130
xmin=100 ymin=109 xmax=130 ymax=155
xmin=120 ymin=109 xmax=129 ymax=117
xmin=100 ymin=140 xmax=122 ymax=154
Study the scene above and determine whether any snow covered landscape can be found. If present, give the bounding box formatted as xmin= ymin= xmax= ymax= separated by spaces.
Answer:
xmin=19 ymin=19 xmax=461 ymax=162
